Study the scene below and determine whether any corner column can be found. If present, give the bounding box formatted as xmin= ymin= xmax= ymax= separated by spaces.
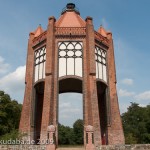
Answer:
xmin=85 ymin=17 xmax=102 ymax=148
xmin=40 ymin=16 xmax=56 ymax=141
xmin=19 ymin=32 xmax=35 ymax=140
xmin=106 ymin=33 xmax=125 ymax=144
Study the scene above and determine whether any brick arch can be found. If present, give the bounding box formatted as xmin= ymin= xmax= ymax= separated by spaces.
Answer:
xmin=59 ymin=76 xmax=82 ymax=94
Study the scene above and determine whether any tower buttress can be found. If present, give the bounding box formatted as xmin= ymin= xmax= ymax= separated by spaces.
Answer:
xmin=40 ymin=16 xmax=56 ymax=141
xmin=19 ymin=32 xmax=35 ymax=140
xmin=106 ymin=33 xmax=125 ymax=144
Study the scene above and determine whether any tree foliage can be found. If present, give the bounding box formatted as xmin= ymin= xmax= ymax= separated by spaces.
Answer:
xmin=58 ymin=124 xmax=75 ymax=145
xmin=58 ymin=119 xmax=83 ymax=145
xmin=73 ymin=119 xmax=84 ymax=144
xmin=122 ymin=102 xmax=150 ymax=144
xmin=2 ymin=89 xmax=150 ymax=145
xmin=0 ymin=90 xmax=22 ymax=138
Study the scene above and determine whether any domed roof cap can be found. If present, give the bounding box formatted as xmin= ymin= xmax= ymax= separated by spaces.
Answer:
xmin=67 ymin=3 xmax=75 ymax=9
xmin=61 ymin=3 xmax=80 ymax=15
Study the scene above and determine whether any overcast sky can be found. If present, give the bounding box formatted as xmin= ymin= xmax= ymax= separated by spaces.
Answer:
xmin=0 ymin=0 xmax=150 ymax=127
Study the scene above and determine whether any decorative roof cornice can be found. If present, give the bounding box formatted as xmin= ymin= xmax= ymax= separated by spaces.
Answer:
xmin=55 ymin=27 xmax=86 ymax=38
xmin=95 ymin=31 xmax=109 ymax=47
xmin=33 ymin=31 xmax=47 ymax=46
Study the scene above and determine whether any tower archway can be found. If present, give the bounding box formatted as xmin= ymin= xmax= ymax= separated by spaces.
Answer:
xmin=59 ymin=77 xmax=82 ymax=94
xmin=58 ymin=77 xmax=83 ymax=146
xmin=96 ymin=80 xmax=108 ymax=145
xmin=33 ymin=81 xmax=45 ymax=143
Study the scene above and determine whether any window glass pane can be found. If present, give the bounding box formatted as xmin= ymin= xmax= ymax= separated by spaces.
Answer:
xmin=43 ymin=62 xmax=45 ymax=78
xmin=75 ymin=43 xmax=82 ymax=49
xmin=67 ymin=43 xmax=74 ymax=50
xmin=39 ymin=63 xmax=43 ymax=79
xmin=98 ymin=63 xmax=103 ymax=80
xmin=60 ymin=51 xmax=66 ymax=57
xmin=40 ymin=50 xmax=44 ymax=55
xmin=96 ymin=62 xmax=98 ymax=78
xmin=75 ymin=58 xmax=82 ymax=76
xmin=75 ymin=51 xmax=82 ymax=57
xmin=59 ymin=43 xmax=66 ymax=49
xmin=102 ymin=51 xmax=105 ymax=57
xmin=67 ymin=50 xmax=74 ymax=57
xmin=103 ymin=65 xmax=107 ymax=82
xmin=67 ymin=58 xmax=74 ymax=75
xmin=59 ymin=58 xmax=66 ymax=77
xmin=35 ymin=65 xmax=39 ymax=82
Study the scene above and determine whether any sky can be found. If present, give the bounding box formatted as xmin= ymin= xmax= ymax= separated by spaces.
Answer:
xmin=0 ymin=0 xmax=150 ymax=127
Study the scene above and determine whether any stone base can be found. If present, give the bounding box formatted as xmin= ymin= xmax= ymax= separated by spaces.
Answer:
xmin=0 ymin=144 xmax=150 ymax=150
xmin=0 ymin=145 xmax=46 ymax=150
xmin=86 ymin=144 xmax=95 ymax=150
xmin=97 ymin=144 xmax=150 ymax=150
xmin=46 ymin=144 xmax=55 ymax=150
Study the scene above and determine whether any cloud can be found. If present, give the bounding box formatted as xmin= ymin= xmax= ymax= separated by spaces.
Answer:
xmin=119 ymin=89 xmax=150 ymax=114
xmin=59 ymin=93 xmax=83 ymax=127
xmin=135 ymin=91 xmax=150 ymax=101
xmin=59 ymin=101 xmax=82 ymax=115
xmin=119 ymin=103 xmax=130 ymax=114
xmin=118 ymin=89 xmax=135 ymax=97
xmin=0 ymin=56 xmax=10 ymax=74
xmin=121 ymin=78 xmax=133 ymax=85
xmin=61 ymin=108 xmax=81 ymax=114
xmin=60 ymin=114 xmax=71 ymax=119
xmin=0 ymin=65 xmax=25 ymax=102
xmin=59 ymin=105 xmax=82 ymax=127
xmin=139 ymin=104 xmax=147 ymax=107
xmin=59 ymin=102 xmax=71 ymax=108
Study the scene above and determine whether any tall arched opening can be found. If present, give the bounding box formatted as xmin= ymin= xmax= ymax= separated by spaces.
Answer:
xmin=33 ymin=81 xmax=45 ymax=144
xmin=96 ymin=80 xmax=108 ymax=145
xmin=58 ymin=77 xmax=83 ymax=146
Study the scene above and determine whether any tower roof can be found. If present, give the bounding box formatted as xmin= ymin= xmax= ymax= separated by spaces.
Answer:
xmin=34 ymin=25 xmax=44 ymax=37
xmin=98 ymin=26 xmax=107 ymax=37
xmin=56 ymin=3 xmax=86 ymax=27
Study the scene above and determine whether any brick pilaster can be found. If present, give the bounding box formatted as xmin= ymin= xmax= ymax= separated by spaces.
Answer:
xmin=40 ymin=16 xmax=56 ymax=141
xmin=107 ymin=33 xmax=125 ymax=144
xmin=19 ymin=32 xmax=35 ymax=139
xmin=86 ymin=17 xmax=102 ymax=147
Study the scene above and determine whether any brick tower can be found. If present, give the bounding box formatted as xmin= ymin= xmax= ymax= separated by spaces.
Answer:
xmin=19 ymin=3 xmax=124 ymax=149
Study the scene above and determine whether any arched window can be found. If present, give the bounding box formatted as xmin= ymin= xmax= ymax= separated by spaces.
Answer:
xmin=34 ymin=47 xmax=46 ymax=82
xmin=58 ymin=42 xmax=83 ymax=77
xmin=95 ymin=46 xmax=107 ymax=82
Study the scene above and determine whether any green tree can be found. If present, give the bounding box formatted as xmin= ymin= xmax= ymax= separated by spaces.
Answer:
xmin=73 ymin=119 xmax=84 ymax=145
xmin=58 ymin=123 xmax=75 ymax=145
xmin=0 ymin=90 xmax=22 ymax=138
xmin=122 ymin=102 xmax=150 ymax=144
xmin=58 ymin=119 xmax=84 ymax=145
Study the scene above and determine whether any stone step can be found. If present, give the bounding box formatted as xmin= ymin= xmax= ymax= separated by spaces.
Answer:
xmin=56 ymin=147 xmax=84 ymax=150
xmin=57 ymin=147 xmax=84 ymax=150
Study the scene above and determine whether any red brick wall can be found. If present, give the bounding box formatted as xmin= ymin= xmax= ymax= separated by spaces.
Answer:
xmin=107 ymin=33 xmax=125 ymax=144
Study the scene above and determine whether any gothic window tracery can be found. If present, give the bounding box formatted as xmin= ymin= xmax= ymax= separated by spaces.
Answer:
xmin=58 ymin=41 xmax=83 ymax=77
xmin=95 ymin=46 xmax=107 ymax=82
xmin=34 ymin=47 xmax=46 ymax=82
